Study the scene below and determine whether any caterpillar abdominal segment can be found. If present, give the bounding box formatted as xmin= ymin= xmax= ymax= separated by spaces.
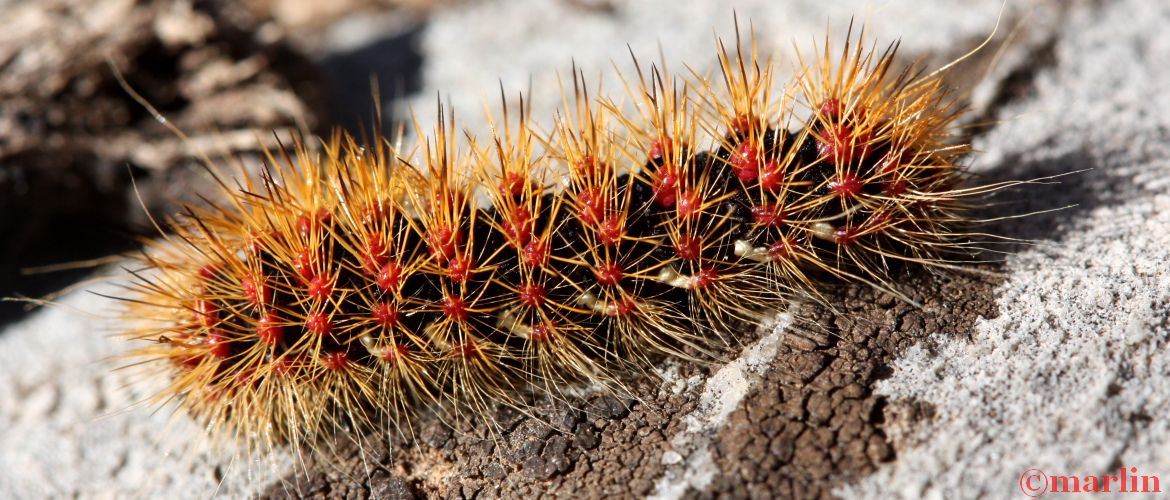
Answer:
xmin=122 ymin=26 xmax=998 ymax=452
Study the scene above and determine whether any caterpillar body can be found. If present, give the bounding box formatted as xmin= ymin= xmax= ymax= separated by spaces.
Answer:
xmin=122 ymin=28 xmax=997 ymax=453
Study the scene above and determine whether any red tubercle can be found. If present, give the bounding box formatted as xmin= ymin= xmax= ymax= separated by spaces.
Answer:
xmin=818 ymin=98 xmax=844 ymax=119
xmin=648 ymin=137 xmax=673 ymax=161
xmin=529 ymin=321 xmax=557 ymax=342
xmin=730 ymin=142 xmax=761 ymax=182
xmin=307 ymin=274 xmax=334 ymax=302
xmin=503 ymin=206 xmax=534 ymax=247
xmin=431 ymin=187 xmax=467 ymax=212
xmin=371 ymin=302 xmax=400 ymax=328
xmin=593 ymin=262 xmax=624 ymax=286
xmin=574 ymin=155 xmax=609 ymax=178
xmin=868 ymin=209 xmax=894 ymax=229
xmin=315 ymin=207 xmax=334 ymax=228
xmin=452 ymin=339 xmax=480 ymax=360
xmin=242 ymin=274 xmax=272 ymax=308
xmin=817 ymin=124 xmax=872 ymax=165
xmin=271 ymin=355 xmax=299 ymax=378
xmin=257 ymin=312 xmax=284 ymax=346
xmin=446 ymin=254 xmax=475 ymax=283
xmin=729 ymin=114 xmax=759 ymax=136
xmin=442 ymin=294 xmax=469 ymax=322
xmin=828 ymin=172 xmax=864 ymax=198
xmin=500 ymin=171 xmax=529 ymax=197
xmin=597 ymin=216 xmax=623 ymax=246
xmin=576 ymin=187 xmax=604 ymax=226
xmin=759 ymin=160 xmax=784 ymax=191
xmin=306 ymin=312 xmax=333 ymax=336
xmin=234 ymin=367 xmax=258 ymax=388
xmin=751 ymin=203 xmax=786 ymax=227
xmin=652 ymin=164 xmax=680 ymax=207
xmin=426 ymin=224 xmax=462 ymax=263
xmin=676 ymin=189 xmax=701 ymax=219
xmin=878 ymin=150 xmax=906 ymax=174
xmin=518 ymin=282 xmax=546 ymax=308
xmin=246 ymin=230 xmax=271 ymax=255
xmin=194 ymin=299 xmax=218 ymax=328
xmin=521 ymin=240 xmax=549 ymax=268
xmin=673 ymin=235 xmax=701 ymax=260
xmin=378 ymin=261 xmax=403 ymax=292
xmin=293 ymin=248 xmax=317 ymax=281
xmin=878 ymin=152 xmax=910 ymax=195
xmin=884 ymin=177 xmax=907 ymax=196
xmin=205 ymin=330 xmax=232 ymax=358
xmin=768 ymin=237 xmax=797 ymax=260
xmin=833 ymin=225 xmax=860 ymax=246
xmin=360 ymin=200 xmax=389 ymax=226
xmin=321 ymin=351 xmax=349 ymax=371
xmin=610 ymin=296 xmax=637 ymax=317
xmin=197 ymin=264 xmax=217 ymax=280
xmin=295 ymin=213 xmax=311 ymax=236
xmin=818 ymin=98 xmax=867 ymax=123
xmin=297 ymin=208 xmax=333 ymax=236
xmin=362 ymin=233 xmax=389 ymax=274
xmin=175 ymin=351 xmax=204 ymax=370
xmin=692 ymin=267 xmax=718 ymax=289
xmin=379 ymin=343 xmax=409 ymax=363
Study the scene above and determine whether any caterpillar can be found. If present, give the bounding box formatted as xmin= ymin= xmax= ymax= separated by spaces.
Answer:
xmin=119 ymin=25 xmax=1006 ymax=456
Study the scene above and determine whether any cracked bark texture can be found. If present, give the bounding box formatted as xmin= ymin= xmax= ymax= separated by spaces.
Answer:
xmin=699 ymin=271 xmax=1000 ymax=499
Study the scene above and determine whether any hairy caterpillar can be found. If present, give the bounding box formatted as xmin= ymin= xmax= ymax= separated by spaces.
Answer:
xmin=118 ymin=24 xmax=1010 ymax=457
